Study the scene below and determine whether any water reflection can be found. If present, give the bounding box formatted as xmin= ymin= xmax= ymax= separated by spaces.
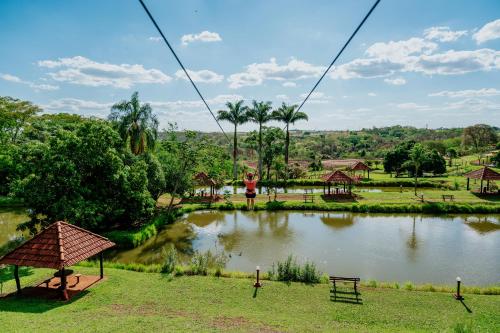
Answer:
xmin=1 ymin=208 xmax=499 ymax=285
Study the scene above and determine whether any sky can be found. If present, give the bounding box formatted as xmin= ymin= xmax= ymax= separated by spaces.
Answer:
xmin=0 ymin=0 xmax=499 ymax=132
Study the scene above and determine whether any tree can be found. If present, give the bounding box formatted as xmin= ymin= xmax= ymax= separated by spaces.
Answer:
xmin=423 ymin=150 xmax=446 ymax=175
xmin=272 ymin=103 xmax=308 ymax=166
xmin=462 ymin=124 xmax=497 ymax=162
xmin=217 ymin=100 xmax=248 ymax=179
xmin=109 ymin=92 xmax=159 ymax=155
xmin=246 ymin=100 xmax=273 ymax=180
xmin=383 ymin=141 xmax=415 ymax=177
xmin=0 ymin=96 xmax=41 ymax=144
xmin=409 ymin=144 xmax=427 ymax=195
xmin=492 ymin=151 xmax=500 ymax=167
xmin=446 ymin=147 xmax=458 ymax=167
xmin=12 ymin=120 xmax=155 ymax=232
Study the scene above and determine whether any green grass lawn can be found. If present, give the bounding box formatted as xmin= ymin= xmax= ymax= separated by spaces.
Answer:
xmin=1 ymin=267 xmax=499 ymax=332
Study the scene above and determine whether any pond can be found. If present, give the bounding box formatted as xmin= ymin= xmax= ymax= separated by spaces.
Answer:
xmin=1 ymin=208 xmax=499 ymax=285
xmin=109 ymin=210 xmax=500 ymax=285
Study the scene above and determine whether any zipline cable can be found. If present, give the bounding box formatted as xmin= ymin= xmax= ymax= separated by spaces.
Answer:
xmin=291 ymin=0 xmax=381 ymax=118
xmin=137 ymin=0 xmax=230 ymax=142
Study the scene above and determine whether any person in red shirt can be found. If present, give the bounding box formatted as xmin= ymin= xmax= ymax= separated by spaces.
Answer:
xmin=243 ymin=173 xmax=258 ymax=210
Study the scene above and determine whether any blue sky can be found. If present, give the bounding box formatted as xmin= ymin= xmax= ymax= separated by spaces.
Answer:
xmin=1 ymin=0 xmax=499 ymax=132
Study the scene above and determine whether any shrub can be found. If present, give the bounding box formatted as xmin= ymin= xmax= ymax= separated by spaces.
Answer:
xmin=404 ymin=281 xmax=414 ymax=291
xmin=190 ymin=250 xmax=228 ymax=276
xmin=161 ymin=245 xmax=177 ymax=274
xmin=268 ymin=255 xmax=322 ymax=284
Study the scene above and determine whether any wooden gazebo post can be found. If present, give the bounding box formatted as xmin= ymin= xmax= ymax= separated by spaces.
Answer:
xmin=100 ymin=252 xmax=104 ymax=279
xmin=14 ymin=265 xmax=21 ymax=295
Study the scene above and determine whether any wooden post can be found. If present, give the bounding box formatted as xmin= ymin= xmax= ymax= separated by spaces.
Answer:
xmin=368 ymin=169 xmax=370 ymax=179
xmin=480 ymin=179 xmax=483 ymax=193
xmin=14 ymin=265 xmax=21 ymax=295
xmin=61 ymin=267 xmax=68 ymax=300
xmin=487 ymin=180 xmax=490 ymax=192
xmin=100 ymin=252 xmax=104 ymax=279
xmin=466 ymin=178 xmax=470 ymax=190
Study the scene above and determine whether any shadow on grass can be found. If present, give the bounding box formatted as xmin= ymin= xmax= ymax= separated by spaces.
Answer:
xmin=330 ymin=289 xmax=363 ymax=305
xmin=252 ymin=287 xmax=259 ymax=298
xmin=320 ymin=195 xmax=358 ymax=203
xmin=471 ymin=192 xmax=500 ymax=202
xmin=459 ymin=299 xmax=472 ymax=313
xmin=0 ymin=289 xmax=89 ymax=313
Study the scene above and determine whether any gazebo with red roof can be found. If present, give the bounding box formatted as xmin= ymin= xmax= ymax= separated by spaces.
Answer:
xmin=194 ymin=172 xmax=217 ymax=197
xmin=0 ymin=221 xmax=115 ymax=300
xmin=321 ymin=170 xmax=357 ymax=195
xmin=348 ymin=161 xmax=371 ymax=179
xmin=463 ymin=167 xmax=500 ymax=193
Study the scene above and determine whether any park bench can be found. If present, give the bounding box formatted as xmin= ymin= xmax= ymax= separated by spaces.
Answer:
xmin=303 ymin=189 xmax=315 ymax=203
xmin=442 ymin=194 xmax=454 ymax=202
xmin=329 ymin=276 xmax=360 ymax=303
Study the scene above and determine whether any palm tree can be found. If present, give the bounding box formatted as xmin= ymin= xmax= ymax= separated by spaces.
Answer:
xmin=217 ymin=100 xmax=248 ymax=179
xmin=409 ymin=143 xmax=427 ymax=195
xmin=247 ymin=100 xmax=273 ymax=180
xmin=272 ymin=103 xmax=308 ymax=166
xmin=109 ymin=92 xmax=158 ymax=155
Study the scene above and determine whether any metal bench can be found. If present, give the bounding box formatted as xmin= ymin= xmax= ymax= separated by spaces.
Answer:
xmin=330 ymin=276 xmax=360 ymax=303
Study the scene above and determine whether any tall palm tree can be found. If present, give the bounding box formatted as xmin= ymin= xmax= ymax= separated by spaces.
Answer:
xmin=272 ymin=103 xmax=308 ymax=166
xmin=109 ymin=91 xmax=158 ymax=155
xmin=247 ymin=100 xmax=273 ymax=180
xmin=217 ymin=100 xmax=248 ymax=179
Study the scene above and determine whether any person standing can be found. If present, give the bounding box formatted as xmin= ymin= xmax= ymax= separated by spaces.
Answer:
xmin=244 ymin=173 xmax=258 ymax=210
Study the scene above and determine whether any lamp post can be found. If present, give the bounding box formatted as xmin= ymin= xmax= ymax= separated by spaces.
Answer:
xmin=454 ymin=277 xmax=463 ymax=300
xmin=254 ymin=266 xmax=262 ymax=288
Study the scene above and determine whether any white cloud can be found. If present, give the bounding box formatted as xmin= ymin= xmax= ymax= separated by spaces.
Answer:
xmin=443 ymin=98 xmax=500 ymax=112
xmin=42 ymin=98 xmax=112 ymax=114
xmin=150 ymin=94 xmax=244 ymax=110
xmin=175 ymin=69 xmax=223 ymax=83
xmin=330 ymin=57 xmax=405 ymax=79
xmin=384 ymin=77 xmax=406 ymax=85
xmin=429 ymin=88 xmax=500 ymax=98
xmin=410 ymin=49 xmax=500 ymax=75
xmin=282 ymin=81 xmax=297 ymax=87
xmin=368 ymin=92 xmax=377 ymax=97
xmin=1 ymin=73 xmax=59 ymax=91
xmin=38 ymin=56 xmax=171 ymax=89
xmin=228 ymin=58 xmax=325 ymax=89
xmin=473 ymin=19 xmax=500 ymax=44
xmin=148 ymin=36 xmax=162 ymax=42
xmin=365 ymin=37 xmax=437 ymax=62
xmin=276 ymin=94 xmax=289 ymax=100
xmin=424 ymin=26 xmax=467 ymax=42
xmin=298 ymin=91 xmax=332 ymax=104
xmin=181 ymin=31 xmax=222 ymax=46
xmin=396 ymin=102 xmax=431 ymax=110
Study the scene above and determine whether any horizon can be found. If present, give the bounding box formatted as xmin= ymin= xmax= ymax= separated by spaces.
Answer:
xmin=1 ymin=0 xmax=500 ymax=132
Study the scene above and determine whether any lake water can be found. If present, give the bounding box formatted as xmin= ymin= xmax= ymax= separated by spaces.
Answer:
xmin=110 ymin=210 xmax=500 ymax=285
xmin=1 ymin=208 xmax=499 ymax=285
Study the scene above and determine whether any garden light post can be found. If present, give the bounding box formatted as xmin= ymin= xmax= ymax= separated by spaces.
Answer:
xmin=254 ymin=266 xmax=262 ymax=288
xmin=454 ymin=277 xmax=463 ymax=300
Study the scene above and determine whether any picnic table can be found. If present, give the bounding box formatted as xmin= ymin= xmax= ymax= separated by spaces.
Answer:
xmin=442 ymin=194 xmax=454 ymax=201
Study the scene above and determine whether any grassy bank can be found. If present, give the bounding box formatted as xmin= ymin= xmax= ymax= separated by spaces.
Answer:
xmin=0 ymin=196 xmax=23 ymax=207
xmin=1 ymin=267 xmax=499 ymax=332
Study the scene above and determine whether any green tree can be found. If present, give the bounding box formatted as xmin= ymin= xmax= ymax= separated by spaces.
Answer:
xmin=409 ymin=144 xmax=427 ymax=195
xmin=109 ymin=91 xmax=158 ymax=155
xmin=0 ymin=96 xmax=41 ymax=144
xmin=217 ymin=100 xmax=248 ymax=179
xmin=446 ymin=147 xmax=458 ymax=167
xmin=246 ymin=100 xmax=273 ymax=180
xmin=12 ymin=120 xmax=155 ymax=232
xmin=272 ymin=103 xmax=308 ymax=166
xmin=462 ymin=124 xmax=497 ymax=163
xmin=491 ymin=151 xmax=500 ymax=167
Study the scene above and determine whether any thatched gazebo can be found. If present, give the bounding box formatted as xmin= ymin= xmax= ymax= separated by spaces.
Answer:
xmin=322 ymin=170 xmax=356 ymax=195
xmin=348 ymin=161 xmax=371 ymax=179
xmin=0 ymin=221 xmax=115 ymax=300
xmin=194 ymin=172 xmax=217 ymax=197
xmin=464 ymin=167 xmax=500 ymax=193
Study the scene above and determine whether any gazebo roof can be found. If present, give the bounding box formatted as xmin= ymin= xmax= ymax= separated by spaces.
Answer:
xmin=349 ymin=161 xmax=371 ymax=171
xmin=463 ymin=167 xmax=500 ymax=181
xmin=322 ymin=170 xmax=355 ymax=183
xmin=194 ymin=172 xmax=216 ymax=186
xmin=0 ymin=221 xmax=115 ymax=270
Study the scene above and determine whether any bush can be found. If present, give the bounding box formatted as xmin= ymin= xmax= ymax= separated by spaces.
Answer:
xmin=268 ymin=255 xmax=322 ymax=284
xmin=161 ymin=245 xmax=177 ymax=274
xmin=404 ymin=281 xmax=414 ymax=291
xmin=190 ymin=250 xmax=228 ymax=276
